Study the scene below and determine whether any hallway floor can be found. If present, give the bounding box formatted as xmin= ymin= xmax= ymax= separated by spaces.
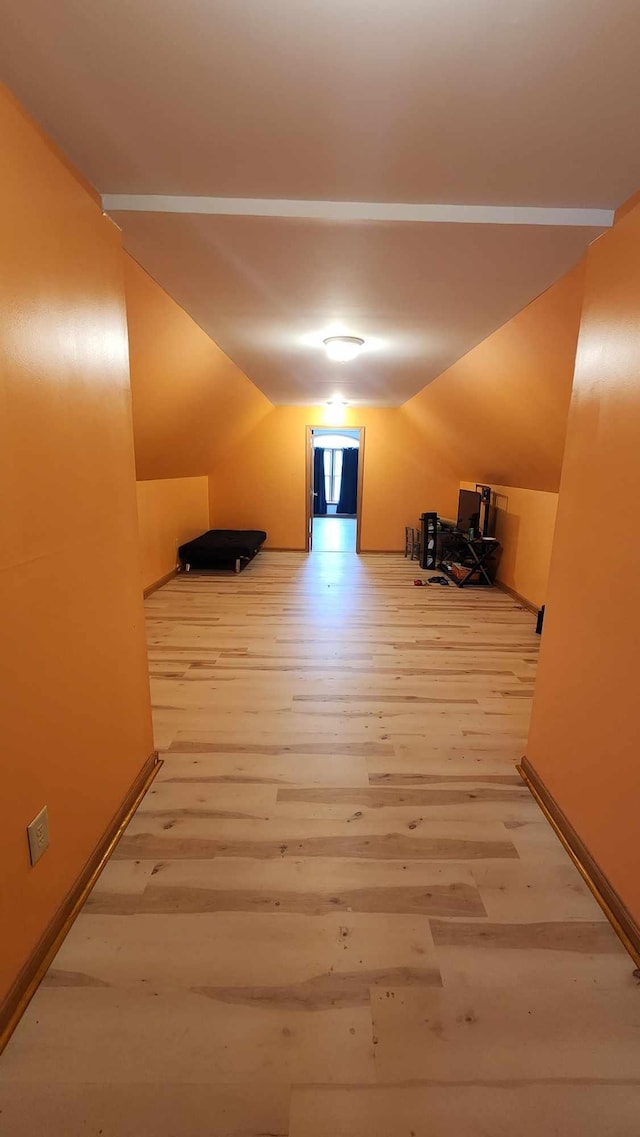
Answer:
xmin=312 ymin=515 xmax=357 ymax=551
xmin=1 ymin=552 xmax=639 ymax=1136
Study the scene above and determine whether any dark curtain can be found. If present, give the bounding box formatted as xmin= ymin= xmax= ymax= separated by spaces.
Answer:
xmin=313 ymin=447 xmax=327 ymax=515
xmin=337 ymin=448 xmax=358 ymax=515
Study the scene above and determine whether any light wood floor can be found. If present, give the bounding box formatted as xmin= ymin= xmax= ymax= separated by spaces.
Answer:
xmin=1 ymin=552 xmax=639 ymax=1135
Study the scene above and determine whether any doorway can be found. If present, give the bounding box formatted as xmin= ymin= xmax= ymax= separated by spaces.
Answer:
xmin=306 ymin=427 xmax=364 ymax=552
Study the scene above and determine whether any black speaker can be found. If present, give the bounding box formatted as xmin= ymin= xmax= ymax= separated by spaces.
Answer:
xmin=475 ymin=484 xmax=494 ymax=537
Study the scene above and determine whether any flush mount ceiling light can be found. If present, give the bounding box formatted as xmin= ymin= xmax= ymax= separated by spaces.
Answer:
xmin=323 ymin=335 xmax=365 ymax=362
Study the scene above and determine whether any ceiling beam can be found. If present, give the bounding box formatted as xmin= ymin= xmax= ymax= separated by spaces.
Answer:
xmin=102 ymin=195 xmax=613 ymax=228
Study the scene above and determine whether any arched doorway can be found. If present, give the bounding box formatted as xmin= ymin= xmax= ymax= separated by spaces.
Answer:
xmin=306 ymin=427 xmax=364 ymax=551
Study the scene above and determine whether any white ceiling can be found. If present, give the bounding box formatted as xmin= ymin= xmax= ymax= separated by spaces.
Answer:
xmin=2 ymin=0 xmax=639 ymax=403
xmin=110 ymin=211 xmax=599 ymax=405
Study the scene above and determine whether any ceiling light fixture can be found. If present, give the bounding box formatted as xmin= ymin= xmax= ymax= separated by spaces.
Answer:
xmin=323 ymin=335 xmax=364 ymax=363
xmin=323 ymin=398 xmax=349 ymax=425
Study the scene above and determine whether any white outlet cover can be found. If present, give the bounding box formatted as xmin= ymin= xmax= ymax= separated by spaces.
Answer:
xmin=27 ymin=805 xmax=49 ymax=866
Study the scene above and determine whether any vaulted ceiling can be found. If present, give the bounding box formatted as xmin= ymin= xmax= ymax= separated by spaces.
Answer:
xmin=2 ymin=0 xmax=640 ymax=404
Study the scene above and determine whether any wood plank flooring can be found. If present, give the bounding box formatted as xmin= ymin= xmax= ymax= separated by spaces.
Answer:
xmin=1 ymin=552 xmax=638 ymax=1136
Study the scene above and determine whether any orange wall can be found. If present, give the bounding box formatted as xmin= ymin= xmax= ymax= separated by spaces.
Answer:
xmin=125 ymin=254 xmax=272 ymax=481
xmin=527 ymin=198 xmax=640 ymax=924
xmin=209 ymin=405 xmax=460 ymax=550
xmin=0 ymin=87 xmax=153 ymax=1007
xmin=404 ymin=264 xmax=586 ymax=493
xmin=461 ymin=481 xmax=558 ymax=609
xmin=136 ymin=476 xmax=210 ymax=590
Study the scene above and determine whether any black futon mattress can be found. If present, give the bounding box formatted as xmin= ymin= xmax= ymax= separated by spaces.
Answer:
xmin=178 ymin=529 xmax=267 ymax=571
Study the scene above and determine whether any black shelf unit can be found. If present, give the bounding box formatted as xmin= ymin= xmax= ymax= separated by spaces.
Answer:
xmin=420 ymin=512 xmax=439 ymax=572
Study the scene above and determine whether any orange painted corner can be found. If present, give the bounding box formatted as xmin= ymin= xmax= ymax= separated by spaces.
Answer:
xmin=136 ymin=476 xmax=210 ymax=590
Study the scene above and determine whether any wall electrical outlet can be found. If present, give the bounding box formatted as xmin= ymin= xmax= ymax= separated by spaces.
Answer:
xmin=27 ymin=806 xmax=49 ymax=866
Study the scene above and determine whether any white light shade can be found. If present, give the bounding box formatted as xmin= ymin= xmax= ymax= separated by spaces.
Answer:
xmin=323 ymin=402 xmax=348 ymax=426
xmin=323 ymin=335 xmax=364 ymax=362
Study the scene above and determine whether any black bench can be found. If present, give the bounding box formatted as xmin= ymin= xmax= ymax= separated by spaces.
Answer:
xmin=178 ymin=529 xmax=267 ymax=574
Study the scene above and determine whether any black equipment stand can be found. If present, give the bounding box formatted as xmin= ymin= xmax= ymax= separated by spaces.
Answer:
xmin=419 ymin=513 xmax=500 ymax=588
xmin=439 ymin=535 xmax=500 ymax=588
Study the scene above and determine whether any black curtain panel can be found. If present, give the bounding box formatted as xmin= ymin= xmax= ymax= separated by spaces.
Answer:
xmin=313 ymin=447 xmax=327 ymax=515
xmin=337 ymin=448 xmax=358 ymax=515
